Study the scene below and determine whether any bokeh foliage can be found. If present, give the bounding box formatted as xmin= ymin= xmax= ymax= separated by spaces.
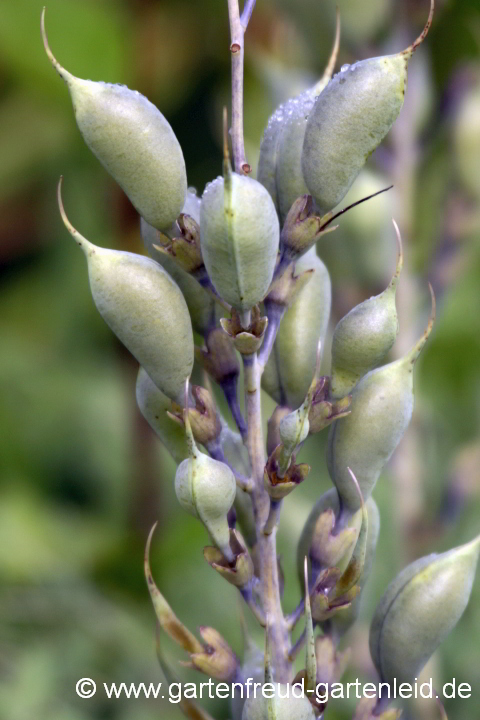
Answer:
xmin=0 ymin=0 xmax=479 ymax=719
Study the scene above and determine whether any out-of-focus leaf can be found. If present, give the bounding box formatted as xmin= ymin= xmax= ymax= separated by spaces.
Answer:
xmin=0 ymin=0 xmax=131 ymax=95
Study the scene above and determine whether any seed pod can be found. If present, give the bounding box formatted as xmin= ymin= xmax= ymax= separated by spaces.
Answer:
xmin=175 ymin=384 xmax=236 ymax=561
xmin=262 ymin=248 xmax=331 ymax=409
xmin=141 ymin=217 xmax=216 ymax=337
xmin=275 ymin=14 xmax=341 ymax=222
xmin=327 ymin=287 xmax=435 ymax=512
xmin=302 ymin=0 xmax=434 ymax=214
xmin=330 ymin=221 xmax=403 ymax=398
xmin=42 ymin=9 xmax=187 ymax=231
xmin=58 ymin=179 xmax=193 ymax=405
xmin=136 ymin=367 xmax=189 ymax=465
xmin=200 ymin=170 xmax=279 ymax=315
xmin=370 ymin=535 xmax=480 ymax=688
xmin=257 ymin=12 xmax=340 ymax=218
xmin=296 ymin=488 xmax=362 ymax=590
xmin=327 ymin=498 xmax=380 ymax=639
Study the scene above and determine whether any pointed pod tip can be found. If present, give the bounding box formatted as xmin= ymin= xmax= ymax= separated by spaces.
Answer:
xmin=57 ymin=177 xmax=94 ymax=254
xmin=304 ymin=555 xmax=309 ymax=600
xmin=403 ymin=0 xmax=435 ymax=58
xmin=406 ymin=283 xmax=436 ymax=366
xmin=391 ymin=219 xmax=404 ymax=278
xmin=183 ymin=376 xmax=197 ymax=456
xmin=316 ymin=6 xmax=341 ymax=91
xmin=347 ymin=467 xmax=365 ymax=511
xmin=144 ymin=521 xmax=158 ymax=582
xmin=41 ymin=7 xmax=72 ymax=83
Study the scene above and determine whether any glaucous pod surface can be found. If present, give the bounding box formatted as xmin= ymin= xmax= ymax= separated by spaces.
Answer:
xmin=200 ymin=174 xmax=279 ymax=313
xmin=328 ymin=498 xmax=380 ymax=639
xmin=302 ymin=1 xmax=434 ymax=214
xmin=175 ymin=440 xmax=236 ymax=561
xmin=59 ymin=190 xmax=194 ymax=405
xmin=257 ymin=20 xmax=339 ymax=222
xmin=136 ymin=368 xmax=189 ymax=466
xmin=330 ymin=228 xmax=402 ymax=397
xmin=327 ymin=300 xmax=434 ymax=512
xmin=274 ymin=91 xmax=316 ymax=223
xmin=263 ymin=248 xmax=331 ymax=408
xmin=302 ymin=56 xmax=407 ymax=214
xmin=296 ymin=487 xmax=363 ymax=590
xmin=242 ymin=688 xmax=316 ymax=720
xmin=141 ymin=217 xmax=216 ymax=337
xmin=43 ymin=11 xmax=187 ymax=232
xmin=370 ymin=536 xmax=480 ymax=687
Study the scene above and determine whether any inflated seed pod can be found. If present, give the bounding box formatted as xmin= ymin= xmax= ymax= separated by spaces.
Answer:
xmin=141 ymin=217 xmax=216 ymax=337
xmin=257 ymin=14 xmax=340 ymax=218
xmin=42 ymin=9 xmax=186 ymax=231
xmin=58 ymin=180 xmax=193 ymax=405
xmin=200 ymin=170 xmax=279 ymax=315
xmin=302 ymin=0 xmax=434 ymax=214
xmin=175 ymin=385 xmax=236 ymax=561
xmin=370 ymin=535 xmax=480 ymax=689
xmin=242 ymin=686 xmax=316 ymax=720
xmin=330 ymin=221 xmax=403 ymax=398
xmin=327 ymin=498 xmax=380 ymax=640
xmin=327 ymin=288 xmax=435 ymax=512
xmin=263 ymin=248 xmax=331 ymax=408
xmin=296 ymin=488 xmax=363 ymax=590
xmin=136 ymin=367 xmax=189 ymax=465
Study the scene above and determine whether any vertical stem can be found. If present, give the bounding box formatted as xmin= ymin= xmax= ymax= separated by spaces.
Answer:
xmin=243 ymin=353 xmax=292 ymax=683
xmin=227 ymin=0 xmax=250 ymax=173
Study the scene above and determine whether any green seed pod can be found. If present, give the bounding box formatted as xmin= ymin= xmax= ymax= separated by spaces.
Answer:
xmin=327 ymin=288 xmax=435 ymax=512
xmin=58 ymin=180 xmax=194 ymax=405
xmin=175 ymin=386 xmax=236 ymax=561
xmin=328 ymin=498 xmax=380 ymax=640
xmin=136 ymin=367 xmax=189 ymax=465
xmin=200 ymin=171 xmax=279 ymax=314
xmin=242 ymin=687 xmax=316 ymax=720
xmin=370 ymin=535 xmax=480 ymax=689
xmin=141 ymin=217 xmax=216 ymax=336
xmin=330 ymin=221 xmax=403 ymax=398
xmin=302 ymin=0 xmax=434 ymax=214
xmin=275 ymin=16 xmax=341 ymax=223
xmin=296 ymin=488 xmax=362 ymax=590
xmin=42 ymin=9 xmax=187 ymax=232
xmin=263 ymin=248 xmax=331 ymax=408
xmin=257 ymin=14 xmax=340 ymax=219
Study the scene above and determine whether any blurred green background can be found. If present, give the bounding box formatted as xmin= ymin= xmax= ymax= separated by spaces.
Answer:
xmin=1 ymin=0 xmax=480 ymax=718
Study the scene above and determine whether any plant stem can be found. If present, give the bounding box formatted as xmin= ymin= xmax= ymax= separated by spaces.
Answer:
xmin=240 ymin=0 xmax=257 ymax=28
xmin=227 ymin=0 xmax=250 ymax=173
xmin=243 ymin=353 xmax=292 ymax=683
xmin=263 ymin=500 xmax=283 ymax=536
